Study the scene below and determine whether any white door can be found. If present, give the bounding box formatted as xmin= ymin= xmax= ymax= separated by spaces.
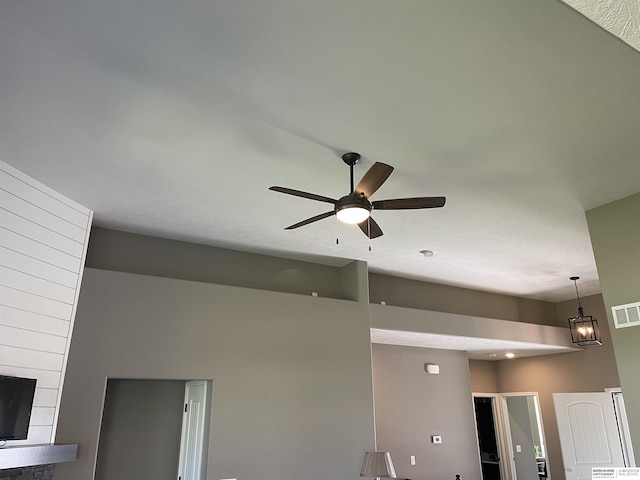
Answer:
xmin=178 ymin=380 xmax=208 ymax=480
xmin=553 ymin=392 xmax=625 ymax=480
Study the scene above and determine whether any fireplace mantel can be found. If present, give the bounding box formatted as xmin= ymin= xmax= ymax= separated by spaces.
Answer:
xmin=0 ymin=444 xmax=77 ymax=469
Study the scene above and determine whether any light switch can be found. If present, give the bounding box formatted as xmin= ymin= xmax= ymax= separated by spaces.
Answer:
xmin=516 ymin=445 xmax=522 ymax=453
xmin=410 ymin=456 xmax=416 ymax=465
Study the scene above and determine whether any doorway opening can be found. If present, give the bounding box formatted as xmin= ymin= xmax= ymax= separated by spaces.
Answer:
xmin=474 ymin=395 xmax=504 ymax=480
xmin=473 ymin=392 xmax=548 ymax=480
xmin=95 ymin=378 xmax=212 ymax=480
xmin=501 ymin=393 xmax=547 ymax=480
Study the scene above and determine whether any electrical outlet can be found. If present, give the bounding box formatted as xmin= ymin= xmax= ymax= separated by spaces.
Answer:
xmin=410 ymin=455 xmax=416 ymax=465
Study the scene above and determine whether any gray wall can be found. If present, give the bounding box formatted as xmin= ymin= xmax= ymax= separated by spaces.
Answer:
xmin=469 ymin=293 xmax=620 ymax=480
xmin=95 ymin=379 xmax=185 ymax=480
xmin=468 ymin=360 xmax=498 ymax=393
xmin=369 ymin=273 xmax=558 ymax=325
xmin=587 ymin=192 xmax=640 ymax=456
xmin=54 ymin=268 xmax=376 ymax=480
xmin=86 ymin=227 xmax=362 ymax=300
xmin=60 ymin=227 xmax=628 ymax=480
xmin=372 ymin=344 xmax=482 ymax=480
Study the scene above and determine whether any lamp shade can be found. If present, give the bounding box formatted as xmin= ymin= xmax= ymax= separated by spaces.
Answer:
xmin=360 ymin=452 xmax=397 ymax=478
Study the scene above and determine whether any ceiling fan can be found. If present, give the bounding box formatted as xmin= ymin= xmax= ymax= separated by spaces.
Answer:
xmin=269 ymin=152 xmax=446 ymax=239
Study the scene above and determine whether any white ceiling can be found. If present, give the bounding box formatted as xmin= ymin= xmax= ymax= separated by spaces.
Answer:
xmin=2 ymin=0 xmax=640 ymax=303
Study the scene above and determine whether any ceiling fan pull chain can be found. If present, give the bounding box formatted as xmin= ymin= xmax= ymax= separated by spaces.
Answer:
xmin=336 ymin=216 xmax=339 ymax=245
xmin=368 ymin=218 xmax=372 ymax=251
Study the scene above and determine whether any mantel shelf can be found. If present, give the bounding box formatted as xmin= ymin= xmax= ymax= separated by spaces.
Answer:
xmin=0 ymin=444 xmax=77 ymax=470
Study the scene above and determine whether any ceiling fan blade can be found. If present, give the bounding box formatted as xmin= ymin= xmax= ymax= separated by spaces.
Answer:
xmin=354 ymin=162 xmax=394 ymax=199
xmin=372 ymin=196 xmax=446 ymax=210
xmin=285 ymin=211 xmax=335 ymax=230
xmin=269 ymin=186 xmax=337 ymax=204
xmin=358 ymin=217 xmax=383 ymax=239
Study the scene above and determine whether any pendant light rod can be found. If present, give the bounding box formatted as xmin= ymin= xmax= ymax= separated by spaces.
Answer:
xmin=570 ymin=276 xmax=584 ymax=316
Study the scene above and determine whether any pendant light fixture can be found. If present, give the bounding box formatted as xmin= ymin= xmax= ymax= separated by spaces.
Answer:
xmin=567 ymin=276 xmax=602 ymax=346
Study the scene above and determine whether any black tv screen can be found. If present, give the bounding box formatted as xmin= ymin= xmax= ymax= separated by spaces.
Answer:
xmin=0 ymin=375 xmax=37 ymax=441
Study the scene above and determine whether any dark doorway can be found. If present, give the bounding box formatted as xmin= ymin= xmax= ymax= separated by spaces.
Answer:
xmin=95 ymin=379 xmax=185 ymax=480
xmin=474 ymin=396 xmax=502 ymax=480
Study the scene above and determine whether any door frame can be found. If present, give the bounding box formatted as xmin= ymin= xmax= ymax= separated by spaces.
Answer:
xmin=605 ymin=388 xmax=636 ymax=467
xmin=474 ymin=392 xmax=549 ymax=480
xmin=498 ymin=392 xmax=549 ymax=480
xmin=472 ymin=393 xmax=510 ymax=480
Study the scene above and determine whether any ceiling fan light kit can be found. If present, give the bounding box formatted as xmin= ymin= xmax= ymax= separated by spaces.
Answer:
xmin=336 ymin=205 xmax=370 ymax=224
xmin=269 ymin=152 xmax=446 ymax=239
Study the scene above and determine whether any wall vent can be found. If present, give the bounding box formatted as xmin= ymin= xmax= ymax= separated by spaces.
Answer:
xmin=611 ymin=302 xmax=640 ymax=329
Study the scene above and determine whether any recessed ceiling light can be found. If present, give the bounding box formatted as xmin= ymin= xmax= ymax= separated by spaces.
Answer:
xmin=419 ymin=250 xmax=434 ymax=257
xmin=505 ymin=352 xmax=516 ymax=359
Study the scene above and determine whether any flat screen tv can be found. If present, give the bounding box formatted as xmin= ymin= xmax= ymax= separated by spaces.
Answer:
xmin=0 ymin=375 xmax=37 ymax=441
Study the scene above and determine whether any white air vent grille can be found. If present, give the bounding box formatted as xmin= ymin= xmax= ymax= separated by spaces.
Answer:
xmin=611 ymin=302 xmax=640 ymax=329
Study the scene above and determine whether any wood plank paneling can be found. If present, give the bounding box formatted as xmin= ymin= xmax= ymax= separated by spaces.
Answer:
xmin=23 ymin=426 xmax=53 ymax=445
xmin=0 ymin=305 xmax=71 ymax=337
xmin=0 ymin=189 xmax=86 ymax=242
xmin=30 ymin=407 xmax=56 ymax=427
xmin=0 ymin=245 xmax=79 ymax=288
xmin=0 ymin=208 xmax=84 ymax=257
xmin=0 ymin=170 xmax=89 ymax=228
xmin=0 ymin=285 xmax=73 ymax=320
xmin=0 ymin=228 xmax=82 ymax=272
xmin=1 ymin=160 xmax=92 ymax=445
xmin=33 ymin=388 xmax=58 ymax=408
xmin=0 ymin=266 xmax=76 ymax=304
xmin=0 ymin=344 xmax=64 ymax=371
xmin=0 ymin=324 xmax=67 ymax=354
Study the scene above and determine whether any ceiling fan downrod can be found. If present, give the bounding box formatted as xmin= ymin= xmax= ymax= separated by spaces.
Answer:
xmin=341 ymin=152 xmax=361 ymax=194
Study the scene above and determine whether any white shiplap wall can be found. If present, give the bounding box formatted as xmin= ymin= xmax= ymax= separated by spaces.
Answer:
xmin=0 ymin=161 xmax=92 ymax=445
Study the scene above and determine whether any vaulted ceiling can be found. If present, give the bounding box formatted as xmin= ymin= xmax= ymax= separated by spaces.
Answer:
xmin=2 ymin=0 xmax=639 ymax=302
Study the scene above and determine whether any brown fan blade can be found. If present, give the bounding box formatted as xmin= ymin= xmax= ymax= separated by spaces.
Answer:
xmin=357 ymin=216 xmax=383 ymax=239
xmin=372 ymin=196 xmax=446 ymax=210
xmin=354 ymin=162 xmax=394 ymax=199
xmin=269 ymin=186 xmax=337 ymax=205
xmin=285 ymin=211 xmax=335 ymax=230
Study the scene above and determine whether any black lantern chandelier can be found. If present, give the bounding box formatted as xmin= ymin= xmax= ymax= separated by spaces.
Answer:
xmin=567 ymin=276 xmax=602 ymax=346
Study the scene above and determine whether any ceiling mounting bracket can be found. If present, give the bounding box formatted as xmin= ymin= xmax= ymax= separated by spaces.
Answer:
xmin=341 ymin=152 xmax=360 ymax=166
